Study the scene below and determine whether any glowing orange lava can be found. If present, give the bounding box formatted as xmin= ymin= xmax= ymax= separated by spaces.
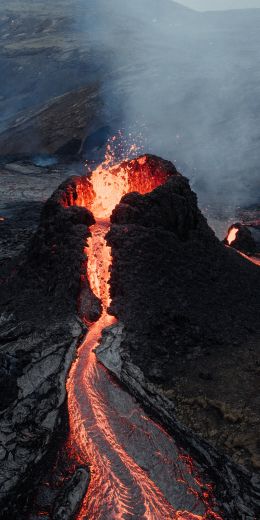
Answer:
xmin=90 ymin=166 xmax=129 ymax=219
xmin=66 ymin=155 xmax=222 ymax=519
xmin=86 ymin=219 xmax=112 ymax=309
xmin=227 ymin=227 xmax=239 ymax=245
xmin=238 ymin=251 xmax=260 ymax=266
xmin=83 ymin=153 xmax=172 ymax=219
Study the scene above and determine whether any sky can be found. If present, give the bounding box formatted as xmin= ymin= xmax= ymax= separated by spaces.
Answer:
xmin=177 ymin=0 xmax=260 ymax=10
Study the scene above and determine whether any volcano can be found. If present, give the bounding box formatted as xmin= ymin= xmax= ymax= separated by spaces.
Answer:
xmin=0 ymin=155 xmax=259 ymax=519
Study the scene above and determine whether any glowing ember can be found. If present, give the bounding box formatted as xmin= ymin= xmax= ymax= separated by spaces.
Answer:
xmin=227 ymin=227 xmax=239 ymax=245
xmin=66 ymin=153 xmax=222 ymax=519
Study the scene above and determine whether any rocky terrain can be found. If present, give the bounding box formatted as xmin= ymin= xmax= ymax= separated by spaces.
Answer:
xmin=105 ymin=155 xmax=260 ymax=477
xmin=0 ymin=154 xmax=259 ymax=518
xmin=96 ymin=322 xmax=260 ymax=519
xmin=0 ymin=161 xmax=72 ymax=263
xmin=1 ymin=1 xmax=260 ymax=517
xmin=0 ymin=0 xmax=104 ymax=129
xmin=0 ymin=174 xmax=99 ymax=518
xmin=0 ymin=86 xmax=101 ymax=158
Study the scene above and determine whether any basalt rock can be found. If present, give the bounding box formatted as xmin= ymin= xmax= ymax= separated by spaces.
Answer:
xmin=96 ymin=322 xmax=260 ymax=520
xmin=1 ymin=154 xmax=259 ymax=517
xmin=0 ymin=175 xmax=98 ymax=517
xmin=107 ymin=160 xmax=260 ymax=384
xmin=0 ymin=86 xmax=101 ymax=159
xmin=105 ymin=155 xmax=260 ymax=490
xmin=52 ymin=468 xmax=90 ymax=520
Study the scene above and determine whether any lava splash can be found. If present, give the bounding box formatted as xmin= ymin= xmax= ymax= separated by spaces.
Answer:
xmin=66 ymin=155 xmax=222 ymax=519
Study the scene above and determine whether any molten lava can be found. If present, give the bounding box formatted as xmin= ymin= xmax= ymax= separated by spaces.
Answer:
xmin=88 ymin=157 xmax=172 ymax=219
xmin=86 ymin=219 xmax=112 ymax=310
xmin=66 ymin=155 xmax=222 ymax=519
xmin=90 ymin=166 xmax=128 ymax=219
xmin=227 ymin=226 xmax=239 ymax=245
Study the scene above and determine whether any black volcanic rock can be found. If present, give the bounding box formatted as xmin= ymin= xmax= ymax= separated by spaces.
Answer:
xmin=107 ymin=158 xmax=260 ymax=383
xmin=0 ymin=154 xmax=259 ymax=517
xmin=0 ymin=86 xmax=101 ymax=159
xmin=0 ymin=175 xmax=98 ymax=518
xmin=52 ymin=468 xmax=90 ymax=520
xmin=111 ymin=173 xmax=199 ymax=238
xmin=96 ymin=322 xmax=260 ymax=520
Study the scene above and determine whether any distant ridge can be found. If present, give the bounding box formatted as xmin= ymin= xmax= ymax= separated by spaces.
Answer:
xmin=175 ymin=0 xmax=260 ymax=11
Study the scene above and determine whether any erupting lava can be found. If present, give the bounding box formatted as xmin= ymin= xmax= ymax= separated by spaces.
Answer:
xmin=66 ymin=155 xmax=222 ymax=519
xmin=227 ymin=226 xmax=239 ymax=245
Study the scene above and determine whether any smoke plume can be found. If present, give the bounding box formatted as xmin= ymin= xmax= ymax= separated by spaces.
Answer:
xmin=81 ymin=0 xmax=260 ymax=209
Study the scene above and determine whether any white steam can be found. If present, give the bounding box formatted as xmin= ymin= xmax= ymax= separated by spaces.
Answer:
xmin=81 ymin=0 xmax=260 ymax=209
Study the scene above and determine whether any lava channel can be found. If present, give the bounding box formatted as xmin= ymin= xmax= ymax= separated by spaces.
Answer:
xmin=66 ymin=156 xmax=222 ymax=520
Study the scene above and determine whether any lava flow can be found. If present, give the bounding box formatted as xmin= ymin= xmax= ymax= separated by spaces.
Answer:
xmin=66 ymin=156 xmax=222 ymax=520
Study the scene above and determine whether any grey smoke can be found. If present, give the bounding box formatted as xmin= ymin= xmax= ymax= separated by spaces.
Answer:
xmin=81 ymin=0 xmax=260 ymax=209
xmin=1 ymin=0 xmax=259 ymax=211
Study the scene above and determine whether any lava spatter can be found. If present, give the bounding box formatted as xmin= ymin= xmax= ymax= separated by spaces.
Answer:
xmin=66 ymin=153 xmax=222 ymax=519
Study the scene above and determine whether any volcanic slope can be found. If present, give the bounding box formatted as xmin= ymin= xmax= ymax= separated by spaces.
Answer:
xmin=106 ymin=155 xmax=260 ymax=471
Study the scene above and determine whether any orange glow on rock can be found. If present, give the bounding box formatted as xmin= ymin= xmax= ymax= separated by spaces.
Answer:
xmin=237 ymin=251 xmax=260 ymax=266
xmin=66 ymin=152 xmax=222 ymax=519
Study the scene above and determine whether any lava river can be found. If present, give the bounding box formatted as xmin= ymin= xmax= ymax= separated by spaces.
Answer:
xmin=66 ymin=159 xmax=222 ymax=520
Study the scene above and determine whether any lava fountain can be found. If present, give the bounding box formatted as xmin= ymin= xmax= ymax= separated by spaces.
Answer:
xmin=66 ymin=155 xmax=222 ymax=519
